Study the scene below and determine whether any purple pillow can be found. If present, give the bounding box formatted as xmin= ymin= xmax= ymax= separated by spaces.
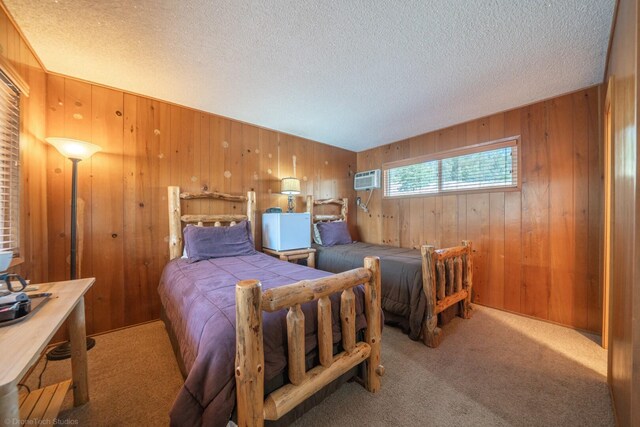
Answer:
xmin=183 ymin=220 xmax=256 ymax=262
xmin=316 ymin=221 xmax=353 ymax=246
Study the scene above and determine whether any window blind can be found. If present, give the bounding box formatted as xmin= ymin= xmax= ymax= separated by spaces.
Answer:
xmin=383 ymin=138 xmax=519 ymax=197
xmin=385 ymin=160 xmax=439 ymax=197
xmin=0 ymin=70 xmax=20 ymax=255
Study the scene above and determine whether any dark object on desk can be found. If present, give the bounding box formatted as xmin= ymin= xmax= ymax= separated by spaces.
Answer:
xmin=265 ymin=207 xmax=282 ymax=213
xmin=25 ymin=292 xmax=51 ymax=299
xmin=0 ymin=291 xmax=29 ymax=305
xmin=0 ymin=299 xmax=31 ymax=322
xmin=0 ymin=272 xmax=28 ymax=292
xmin=0 ymin=293 xmax=51 ymax=326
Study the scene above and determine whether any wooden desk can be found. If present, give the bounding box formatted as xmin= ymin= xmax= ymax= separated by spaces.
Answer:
xmin=263 ymin=247 xmax=316 ymax=268
xmin=0 ymin=278 xmax=95 ymax=424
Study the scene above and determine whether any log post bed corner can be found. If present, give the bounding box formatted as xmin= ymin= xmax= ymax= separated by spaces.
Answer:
xmin=166 ymin=186 xmax=384 ymax=427
xmin=421 ymin=241 xmax=473 ymax=348
xmin=307 ymin=195 xmax=473 ymax=349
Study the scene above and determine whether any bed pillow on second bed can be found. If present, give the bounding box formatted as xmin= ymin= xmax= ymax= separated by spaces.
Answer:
xmin=183 ymin=220 xmax=256 ymax=262
xmin=316 ymin=221 xmax=353 ymax=246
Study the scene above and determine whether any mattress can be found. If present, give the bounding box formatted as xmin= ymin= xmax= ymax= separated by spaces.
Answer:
xmin=158 ymin=252 xmax=367 ymax=427
xmin=314 ymin=242 xmax=426 ymax=340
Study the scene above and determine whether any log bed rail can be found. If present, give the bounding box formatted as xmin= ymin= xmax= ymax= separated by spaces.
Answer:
xmin=306 ymin=195 xmax=473 ymax=349
xmin=421 ymin=241 xmax=473 ymax=347
xmin=236 ymin=256 xmax=383 ymax=426
xmin=166 ymin=187 xmax=383 ymax=427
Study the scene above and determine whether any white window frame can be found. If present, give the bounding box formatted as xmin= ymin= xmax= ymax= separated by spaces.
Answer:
xmin=382 ymin=136 xmax=521 ymax=198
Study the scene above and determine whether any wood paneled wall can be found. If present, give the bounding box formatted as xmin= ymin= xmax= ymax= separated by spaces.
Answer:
xmin=44 ymin=75 xmax=356 ymax=335
xmin=606 ymin=0 xmax=640 ymax=424
xmin=357 ymin=87 xmax=602 ymax=332
xmin=0 ymin=5 xmax=48 ymax=284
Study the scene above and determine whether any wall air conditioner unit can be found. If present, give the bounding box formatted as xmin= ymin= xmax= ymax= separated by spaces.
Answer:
xmin=354 ymin=169 xmax=381 ymax=191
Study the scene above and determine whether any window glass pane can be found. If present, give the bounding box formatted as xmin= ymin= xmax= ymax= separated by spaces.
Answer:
xmin=441 ymin=146 xmax=515 ymax=191
xmin=385 ymin=160 xmax=438 ymax=196
xmin=383 ymin=140 xmax=518 ymax=197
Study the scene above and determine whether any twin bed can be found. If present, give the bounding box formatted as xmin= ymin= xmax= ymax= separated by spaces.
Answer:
xmin=307 ymin=196 xmax=473 ymax=347
xmin=159 ymin=187 xmax=383 ymax=427
xmin=158 ymin=186 xmax=473 ymax=426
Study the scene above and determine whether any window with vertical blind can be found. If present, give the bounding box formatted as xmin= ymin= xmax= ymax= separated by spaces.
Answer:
xmin=0 ymin=70 xmax=20 ymax=256
xmin=383 ymin=137 xmax=520 ymax=198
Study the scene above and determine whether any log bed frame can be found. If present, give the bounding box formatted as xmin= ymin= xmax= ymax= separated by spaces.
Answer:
xmin=167 ymin=187 xmax=384 ymax=426
xmin=307 ymin=195 xmax=473 ymax=348
xmin=168 ymin=186 xmax=257 ymax=259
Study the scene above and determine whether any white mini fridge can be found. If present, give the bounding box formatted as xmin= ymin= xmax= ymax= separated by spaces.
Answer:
xmin=262 ymin=213 xmax=311 ymax=251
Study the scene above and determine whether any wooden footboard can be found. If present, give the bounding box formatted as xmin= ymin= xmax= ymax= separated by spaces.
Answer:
xmin=421 ymin=241 xmax=473 ymax=348
xmin=235 ymin=257 xmax=383 ymax=427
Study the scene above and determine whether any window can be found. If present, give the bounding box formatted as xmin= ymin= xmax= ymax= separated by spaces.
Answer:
xmin=0 ymin=70 xmax=20 ymax=256
xmin=383 ymin=137 xmax=519 ymax=197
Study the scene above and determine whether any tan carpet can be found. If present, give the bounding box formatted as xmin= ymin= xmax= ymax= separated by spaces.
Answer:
xmin=24 ymin=306 xmax=613 ymax=426
xmin=23 ymin=321 xmax=184 ymax=426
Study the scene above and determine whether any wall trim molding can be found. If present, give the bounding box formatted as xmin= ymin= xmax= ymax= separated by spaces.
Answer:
xmin=0 ymin=55 xmax=29 ymax=96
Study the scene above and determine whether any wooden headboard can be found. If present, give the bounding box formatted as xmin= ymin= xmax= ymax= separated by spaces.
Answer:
xmin=167 ymin=186 xmax=256 ymax=260
xmin=306 ymin=196 xmax=348 ymax=224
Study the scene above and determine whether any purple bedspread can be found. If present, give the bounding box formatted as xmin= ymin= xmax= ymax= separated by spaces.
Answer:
xmin=158 ymin=253 xmax=367 ymax=427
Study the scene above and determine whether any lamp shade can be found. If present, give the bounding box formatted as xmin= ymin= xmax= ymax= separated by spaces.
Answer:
xmin=281 ymin=177 xmax=301 ymax=195
xmin=46 ymin=137 xmax=101 ymax=160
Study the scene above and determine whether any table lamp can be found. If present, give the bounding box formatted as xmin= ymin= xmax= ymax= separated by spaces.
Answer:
xmin=281 ymin=177 xmax=300 ymax=213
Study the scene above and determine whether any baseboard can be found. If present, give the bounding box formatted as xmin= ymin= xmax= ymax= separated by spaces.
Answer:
xmin=472 ymin=303 xmax=602 ymax=338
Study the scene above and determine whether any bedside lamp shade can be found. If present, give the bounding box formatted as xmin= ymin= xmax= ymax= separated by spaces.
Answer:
xmin=46 ymin=137 xmax=101 ymax=160
xmin=281 ymin=177 xmax=301 ymax=195
xmin=281 ymin=177 xmax=300 ymax=213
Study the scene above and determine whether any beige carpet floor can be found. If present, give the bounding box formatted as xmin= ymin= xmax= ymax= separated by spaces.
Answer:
xmin=23 ymin=306 xmax=614 ymax=426
xmin=22 ymin=321 xmax=184 ymax=426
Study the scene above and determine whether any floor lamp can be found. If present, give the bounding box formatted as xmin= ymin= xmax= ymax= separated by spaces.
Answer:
xmin=45 ymin=137 xmax=101 ymax=360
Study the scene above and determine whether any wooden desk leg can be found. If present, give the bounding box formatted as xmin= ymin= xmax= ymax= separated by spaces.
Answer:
xmin=0 ymin=383 xmax=19 ymax=424
xmin=308 ymin=252 xmax=315 ymax=269
xmin=68 ymin=296 xmax=89 ymax=406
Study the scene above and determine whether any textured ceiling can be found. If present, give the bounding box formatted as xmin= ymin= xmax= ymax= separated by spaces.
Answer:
xmin=4 ymin=0 xmax=614 ymax=152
